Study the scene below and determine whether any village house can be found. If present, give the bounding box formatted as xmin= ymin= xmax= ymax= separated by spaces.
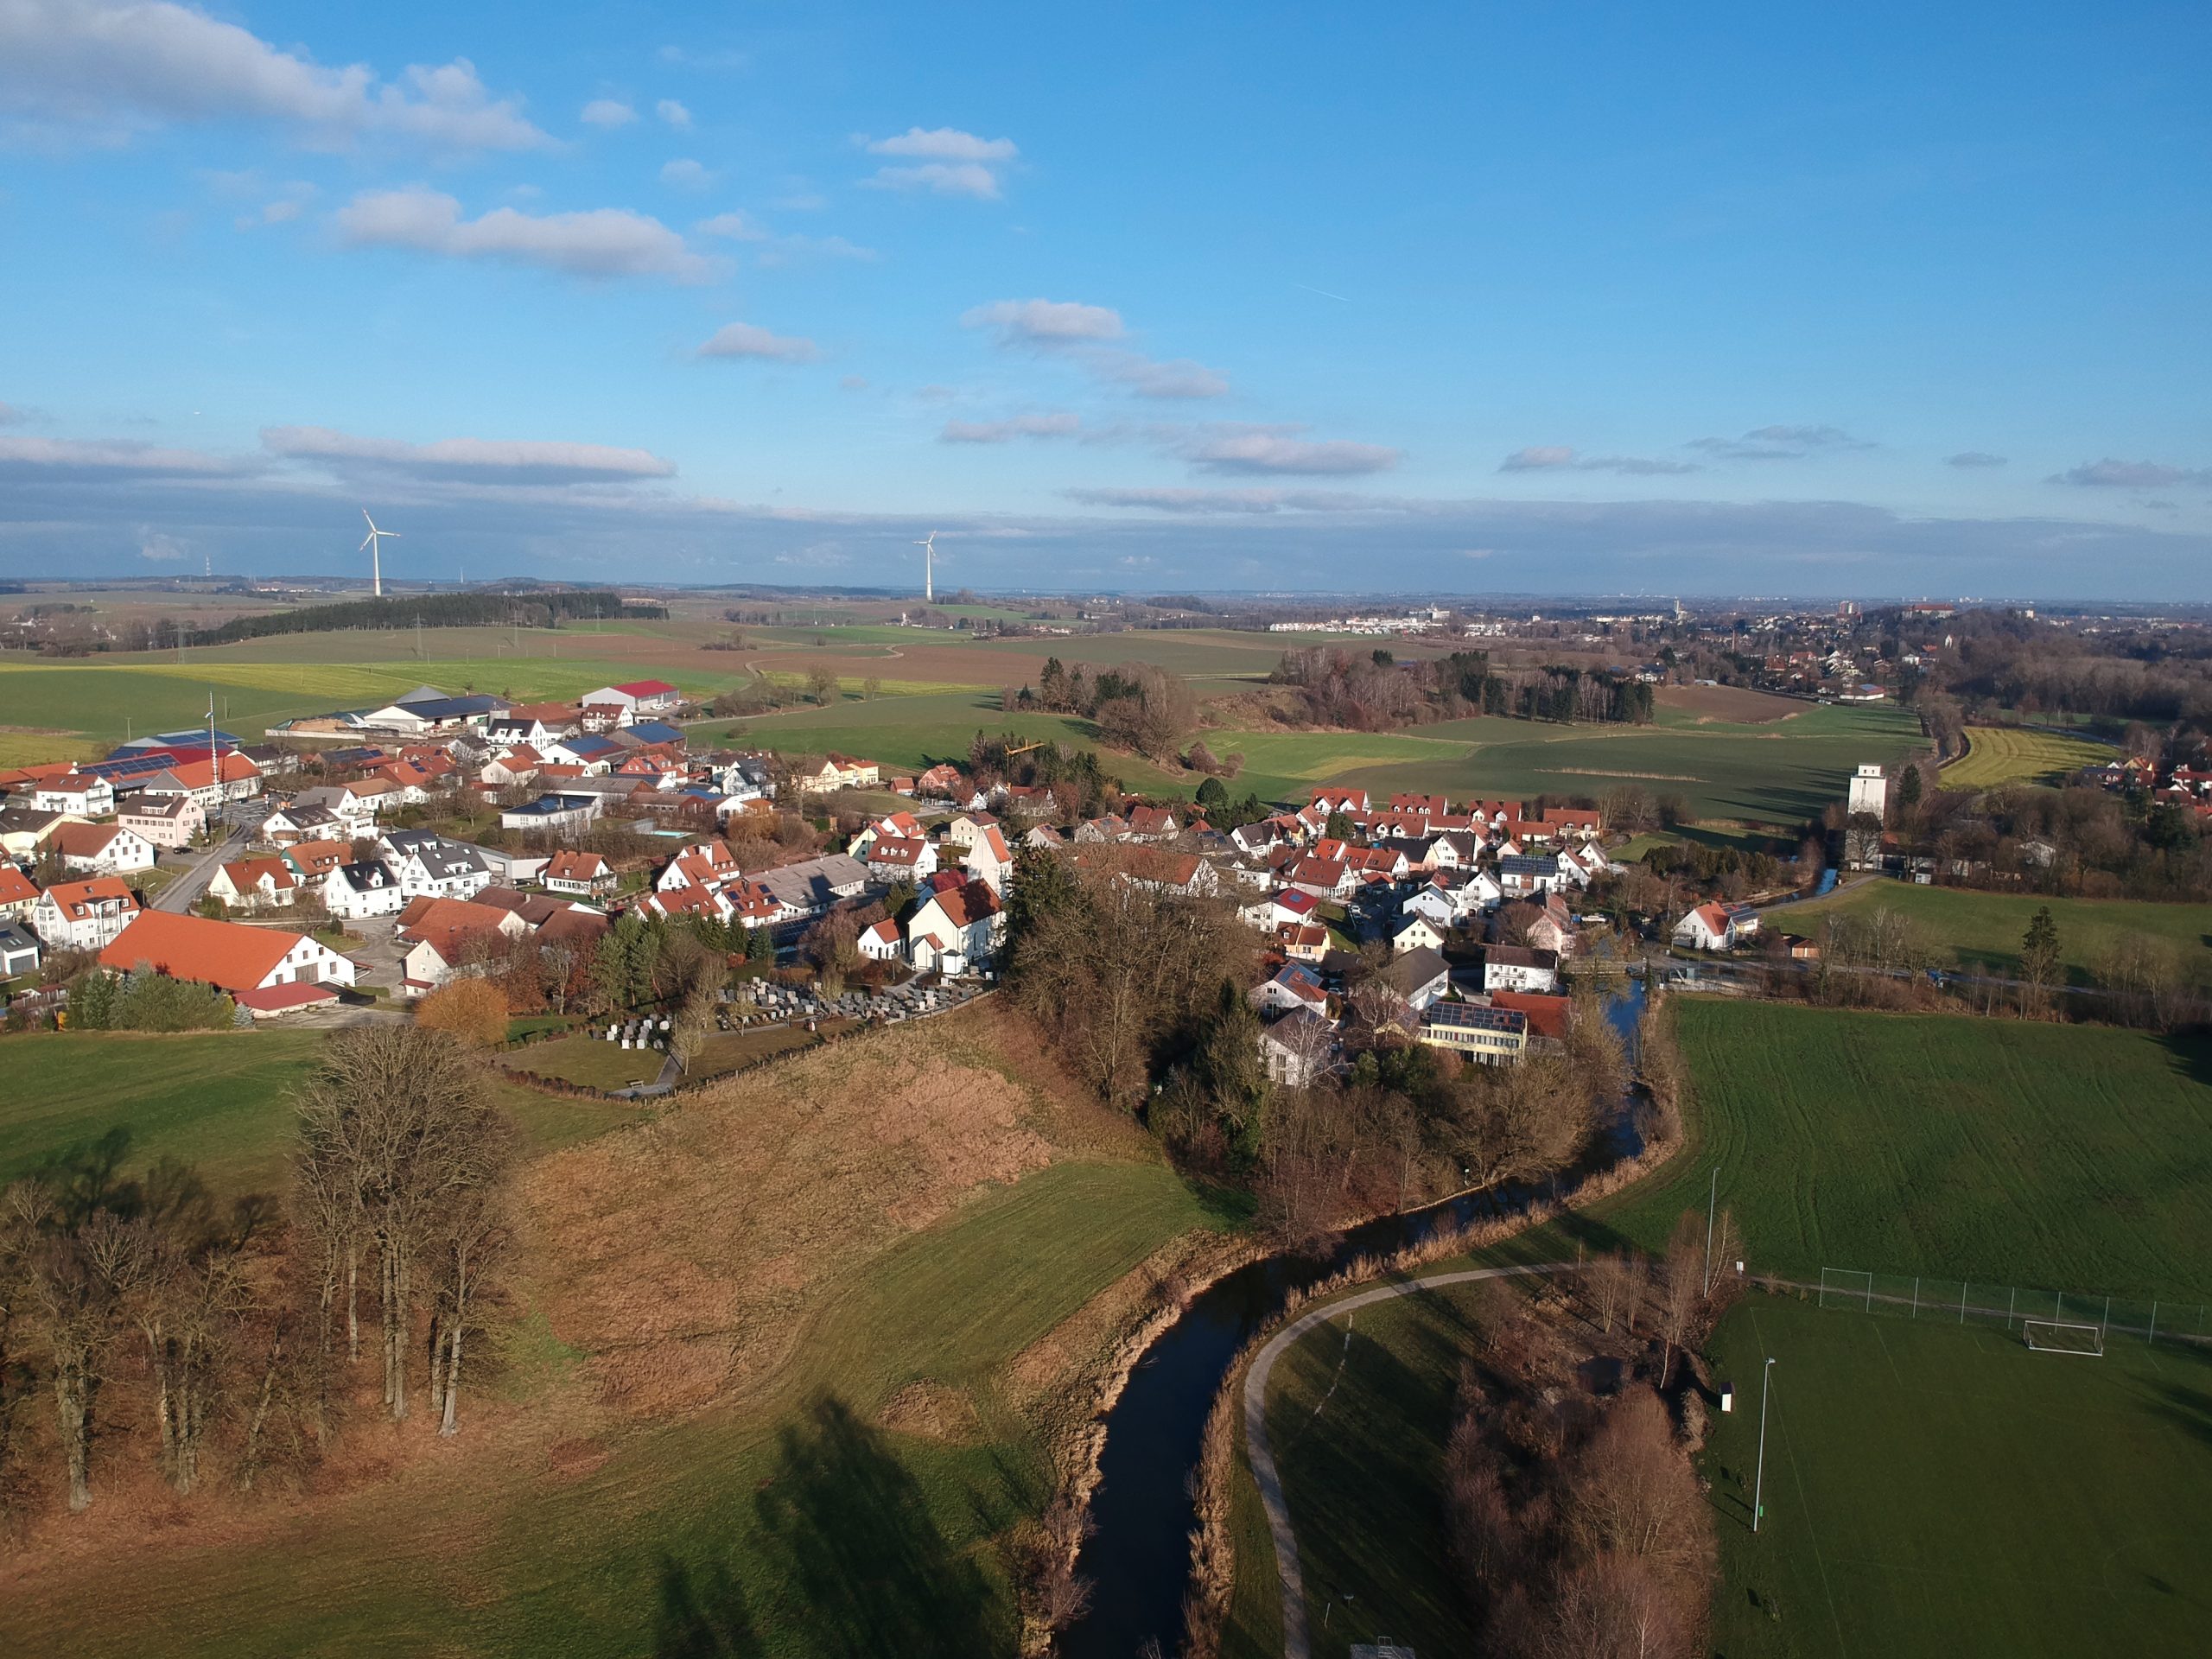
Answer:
xmin=795 ymin=752 xmax=880 ymax=793
xmin=866 ymin=834 xmax=938 ymax=882
xmin=499 ymin=791 xmax=601 ymax=836
xmin=282 ymin=838 xmax=353 ymax=881
xmin=397 ymin=897 xmax=526 ymax=995
xmin=943 ymin=811 xmax=1001 ymax=853
xmin=1498 ymin=852 xmax=1568 ymax=898
xmin=754 ymin=853 xmax=872 ymax=919
xmin=139 ymin=752 xmax=264 ymax=811
xmin=48 ymin=821 xmax=156 ymax=875
xmin=1416 ymin=1001 xmax=1528 ymax=1064
xmin=323 ymin=860 xmax=407 ymax=920
xmin=543 ymin=849 xmax=618 ymax=897
xmin=1391 ymin=913 xmax=1446 ymax=956
xmin=1674 ymin=902 xmax=1758 ymax=951
xmin=29 ymin=772 xmax=117 ymax=817
xmin=961 ymin=823 xmax=1014 ymax=894
xmin=1258 ymin=1008 xmax=1338 ymax=1087
xmin=1482 ymin=943 xmax=1560 ymax=995
xmin=0 ymin=865 xmax=41 ymax=924
xmin=905 ymin=876 xmax=1004 ymax=975
xmin=1376 ymin=945 xmax=1452 ymax=1010
xmin=99 ymin=909 xmax=355 ymax=1015
xmin=1251 ymin=962 xmax=1330 ymax=1016
xmin=857 ymin=917 xmax=904 ymax=962
xmin=0 ymin=919 xmax=40 ymax=979
xmin=260 ymin=801 xmax=346 ymax=846
xmin=119 ymin=793 xmax=203 ymax=850
xmin=30 ymin=877 xmax=143 ymax=951
xmin=207 ymin=855 xmax=302 ymax=911
xmin=580 ymin=679 xmax=682 ymax=715
xmin=378 ymin=830 xmax=493 ymax=902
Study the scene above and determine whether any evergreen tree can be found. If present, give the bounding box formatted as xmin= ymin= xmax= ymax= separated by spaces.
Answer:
xmin=2020 ymin=906 xmax=2062 ymax=990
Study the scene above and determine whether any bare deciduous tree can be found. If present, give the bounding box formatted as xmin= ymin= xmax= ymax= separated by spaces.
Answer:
xmin=293 ymin=1026 xmax=514 ymax=1427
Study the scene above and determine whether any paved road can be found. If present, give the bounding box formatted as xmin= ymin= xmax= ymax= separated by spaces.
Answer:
xmin=1243 ymin=1260 xmax=1570 ymax=1659
xmin=152 ymin=820 xmax=251 ymax=912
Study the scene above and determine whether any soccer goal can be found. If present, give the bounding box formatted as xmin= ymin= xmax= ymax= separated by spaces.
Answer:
xmin=2023 ymin=1319 xmax=2104 ymax=1357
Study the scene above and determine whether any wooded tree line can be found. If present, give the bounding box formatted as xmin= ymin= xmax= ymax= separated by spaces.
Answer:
xmin=1268 ymin=647 xmax=1656 ymax=731
xmin=1007 ymin=852 xmax=1631 ymax=1244
xmin=188 ymin=588 xmax=655 ymax=647
xmin=0 ymin=1027 xmax=518 ymax=1530
xmin=1885 ymin=776 xmax=2212 ymax=903
xmin=1908 ymin=613 xmax=2212 ymax=727
xmin=1444 ymin=1212 xmax=1738 ymax=1659
xmin=999 ymin=658 xmax=1199 ymax=765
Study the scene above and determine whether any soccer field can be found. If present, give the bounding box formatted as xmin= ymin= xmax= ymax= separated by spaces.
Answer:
xmin=1707 ymin=1294 xmax=2212 ymax=1658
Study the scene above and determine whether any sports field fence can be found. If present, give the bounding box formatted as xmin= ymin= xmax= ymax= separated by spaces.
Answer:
xmin=1787 ymin=1268 xmax=2209 ymax=1348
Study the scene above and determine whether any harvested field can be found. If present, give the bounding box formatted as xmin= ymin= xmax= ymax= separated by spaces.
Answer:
xmin=1657 ymin=682 xmax=1802 ymax=723
xmin=0 ymin=1002 xmax=1225 ymax=1659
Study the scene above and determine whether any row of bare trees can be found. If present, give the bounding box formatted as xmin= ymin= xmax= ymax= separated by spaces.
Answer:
xmin=1444 ymin=1212 xmax=1740 ymax=1657
xmin=293 ymin=1027 xmax=515 ymax=1436
xmin=0 ymin=1027 xmax=516 ymax=1531
xmin=0 ymin=1160 xmax=270 ymax=1517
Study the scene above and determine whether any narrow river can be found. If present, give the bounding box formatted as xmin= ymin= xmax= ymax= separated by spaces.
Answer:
xmin=1058 ymin=980 xmax=1645 ymax=1659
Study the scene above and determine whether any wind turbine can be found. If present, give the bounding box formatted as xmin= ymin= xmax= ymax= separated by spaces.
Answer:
xmin=912 ymin=531 xmax=938 ymax=603
xmin=360 ymin=509 xmax=401 ymax=598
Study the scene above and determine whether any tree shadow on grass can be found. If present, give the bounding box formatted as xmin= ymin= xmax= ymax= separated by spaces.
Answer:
xmin=750 ymin=1393 xmax=996 ymax=1659
xmin=654 ymin=1554 xmax=765 ymax=1659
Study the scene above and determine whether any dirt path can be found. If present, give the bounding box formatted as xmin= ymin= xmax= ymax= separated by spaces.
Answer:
xmin=1243 ymin=1261 xmax=1571 ymax=1659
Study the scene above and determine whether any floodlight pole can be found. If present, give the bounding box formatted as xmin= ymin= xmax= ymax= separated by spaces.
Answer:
xmin=1704 ymin=1166 xmax=1717 ymax=1295
xmin=1752 ymin=1357 xmax=1777 ymax=1533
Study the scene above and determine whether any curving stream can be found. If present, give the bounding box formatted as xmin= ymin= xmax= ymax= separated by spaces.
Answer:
xmin=1058 ymin=980 xmax=1646 ymax=1659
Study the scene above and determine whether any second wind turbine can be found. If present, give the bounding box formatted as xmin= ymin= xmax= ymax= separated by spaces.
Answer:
xmin=912 ymin=531 xmax=938 ymax=604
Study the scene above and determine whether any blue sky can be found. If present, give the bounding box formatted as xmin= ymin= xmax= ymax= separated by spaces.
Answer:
xmin=2 ymin=0 xmax=2208 ymax=596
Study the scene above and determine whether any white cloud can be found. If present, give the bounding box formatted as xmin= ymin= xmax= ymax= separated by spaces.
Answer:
xmin=1176 ymin=427 xmax=1400 ymax=477
xmin=694 ymin=211 xmax=874 ymax=264
xmin=1688 ymin=424 xmax=1873 ymax=461
xmin=335 ymin=187 xmax=718 ymax=283
xmin=0 ymin=0 xmax=549 ymax=151
xmin=0 ymin=403 xmax=21 ymax=425
xmin=941 ymin=413 xmax=1082 ymax=443
xmin=581 ymin=98 xmax=635 ymax=128
xmin=696 ymin=322 xmax=820 ymax=364
xmin=696 ymin=210 xmax=770 ymax=241
xmin=1063 ymin=486 xmax=1379 ymax=514
xmin=138 ymin=530 xmax=188 ymax=561
xmin=1945 ymin=451 xmax=2008 ymax=469
xmin=261 ymin=425 xmax=675 ymax=482
xmin=0 ymin=435 xmax=241 ymax=475
xmin=1087 ymin=352 xmax=1228 ymax=399
xmin=839 ymin=375 xmax=869 ymax=392
xmin=961 ymin=298 xmax=1225 ymax=398
xmin=656 ymin=98 xmax=692 ymax=129
xmin=868 ymin=161 xmax=1003 ymax=199
xmin=963 ymin=298 xmax=1124 ymax=344
xmin=865 ymin=126 xmax=1017 ymax=162
xmin=660 ymin=157 xmax=714 ymax=190
xmin=2052 ymin=458 xmax=2212 ymax=488
xmin=1499 ymin=445 xmax=1699 ymax=475
xmin=860 ymin=127 xmax=1017 ymax=198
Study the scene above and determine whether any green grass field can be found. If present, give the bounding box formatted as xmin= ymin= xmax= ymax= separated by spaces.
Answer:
xmin=1232 ymin=1001 xmax=2212 ymax=1658
xmin=1782 ymin=880 xmax=2212 ymax=988
xmin=1498 ymin=1001 xmax=2212 ymax=1302
xmin=2 ymin=1156 xmax=1221 ymax=1659
xmin=709 ymin=690 xmax=1924 ymax=821
xmin=0 ymin=1031 xmax=641 ymax=1198
xmin=0 ymin=653 xmax=734 ymax=751
xmin=1942 ymin=724 xmax=2115 ymax=788
xmin=1705 ymin=1294 xmax=2212 ymax=1658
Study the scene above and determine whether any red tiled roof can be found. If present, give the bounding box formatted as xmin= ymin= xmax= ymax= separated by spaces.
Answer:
xmin=613 ymin=679 xmax=677 ymax=698
xmin=235 ymin=982 xmax=338 ymax=1013
xmin=100 ymin=910 xmax=303 ymax=991
xmin=0 ymin=867 xmax=39 ymax=906
xmin=41 ymin=877 xmax=139 ymax=919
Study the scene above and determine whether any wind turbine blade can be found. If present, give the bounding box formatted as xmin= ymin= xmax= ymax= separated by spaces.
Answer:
xmin=361 ymin=533 xmax=375 ymax=550
xmin=384 ymin=531 xmax=402 ymax=539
